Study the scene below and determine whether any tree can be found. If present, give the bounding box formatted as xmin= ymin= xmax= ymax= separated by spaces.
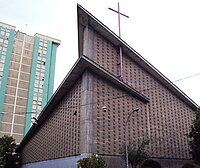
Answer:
xmin=189 ymin=108 xmax=200 ymax=165
xmin=0 ymin=135 xmax=19 ymax=168
xmin=121 ymin=139 xmax=149 ymax=168
xmin=77 ymin=154 xmax=107 ymax=168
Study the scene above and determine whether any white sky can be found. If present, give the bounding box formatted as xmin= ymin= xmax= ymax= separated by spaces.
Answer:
xmin=1 ymin=0 xmax=199 ymax=105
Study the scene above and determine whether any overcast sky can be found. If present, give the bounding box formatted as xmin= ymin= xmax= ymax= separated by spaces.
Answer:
xmin=1 ymin=0 xmax=199 ymax=105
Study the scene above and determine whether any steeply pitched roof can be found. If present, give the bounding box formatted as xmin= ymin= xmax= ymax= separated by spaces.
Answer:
xmin=17 ymin=55 xmax=149 ymax=151
xmin=77 ymin=4 xmax=199 ymax=110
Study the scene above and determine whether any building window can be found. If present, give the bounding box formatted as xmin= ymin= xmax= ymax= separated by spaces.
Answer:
xmin=31 ymin=38 xmax=49 ymax=114
xmin=0 ymin=31 xmax=10 ymax=87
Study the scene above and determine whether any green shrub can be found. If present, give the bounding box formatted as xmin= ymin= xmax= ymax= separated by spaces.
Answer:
xmin=77 ymin=155 xmax=107 ymax=168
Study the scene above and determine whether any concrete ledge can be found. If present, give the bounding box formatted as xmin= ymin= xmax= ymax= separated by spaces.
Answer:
xmin=20 ymin=155 xmax=200 ymax=168
xmin=21 ymin=154 xmax=88 ymax=168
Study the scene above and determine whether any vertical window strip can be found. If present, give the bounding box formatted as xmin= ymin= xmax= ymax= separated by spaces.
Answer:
xmin=31 ymin=38 xmax=48 ymax=119
xmin=0 ymin=26 xmax=10 ymax=88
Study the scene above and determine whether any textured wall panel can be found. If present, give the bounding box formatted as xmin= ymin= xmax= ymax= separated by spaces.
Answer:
xmin=20 ymin=79 xmax=82 ymax=164
xmin=92 ymin=75 xmax=148 ymax=155
xmin=92 ymin=30 xmax=195 ymax=159
xmin=93 ymin=32 xmax=119 ymax=77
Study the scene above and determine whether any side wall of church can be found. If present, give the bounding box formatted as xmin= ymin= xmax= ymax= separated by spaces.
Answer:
xmin=20 ymin=79 xmax=82 ymax=164
xmin=90 ymin=29 xmax=195 ymax=159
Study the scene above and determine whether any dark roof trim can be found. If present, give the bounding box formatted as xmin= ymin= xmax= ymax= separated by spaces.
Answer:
xmin=77 ymin=4 xmax=199 ymax=110
xmin=17 ymin=55 xmax=149 ymax=151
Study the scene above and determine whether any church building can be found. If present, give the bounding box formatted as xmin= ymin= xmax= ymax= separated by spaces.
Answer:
xmin=17 ymin=5 xmax=199 ymax=168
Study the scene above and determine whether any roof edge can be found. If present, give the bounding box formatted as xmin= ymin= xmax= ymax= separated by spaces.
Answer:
xmin=17 ymin=55 xmax=149 ymax=151
xmin=0 ymin=22 xmax=16 ymax=30
xmin=35 ymin=33 xmax=61 ymax=45
xmin=80 ymin=55 xmax=149 ymax=103
xmin=77 ymin=4 xmax=199 ymax=110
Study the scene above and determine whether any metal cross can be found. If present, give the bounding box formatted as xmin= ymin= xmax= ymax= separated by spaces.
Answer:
xmin=108 ymin=2 xmax=129 ymax=38
xmin=108 ymin=3 xmax=129 ymax=80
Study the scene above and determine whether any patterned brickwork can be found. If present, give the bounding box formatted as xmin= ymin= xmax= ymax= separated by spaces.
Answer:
xmin=92 ymin=75 xmax=148 ymax=155
xmin=92 ymin=30 xmax=195 ymax=159
xmin=146 ymin=86 xmax=194 ymax=158
xmin=122 ymin=54 xmax=195 ymax=158
xmin=93 ymin=32 xmax=119 ymax=77
xmin=20 ymin=79 xmax=82 ymax=164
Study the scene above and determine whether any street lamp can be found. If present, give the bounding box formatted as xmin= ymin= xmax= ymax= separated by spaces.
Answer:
xmin=125 ymin=108 xmax=139 ymax=168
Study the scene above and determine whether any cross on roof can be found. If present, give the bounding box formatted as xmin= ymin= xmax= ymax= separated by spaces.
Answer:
xmin=108 ymin=2 xmax=129 ymax=38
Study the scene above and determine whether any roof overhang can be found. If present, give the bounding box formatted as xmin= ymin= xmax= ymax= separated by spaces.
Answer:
xmin=17 ymin=55 xmax=149 ymax=151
